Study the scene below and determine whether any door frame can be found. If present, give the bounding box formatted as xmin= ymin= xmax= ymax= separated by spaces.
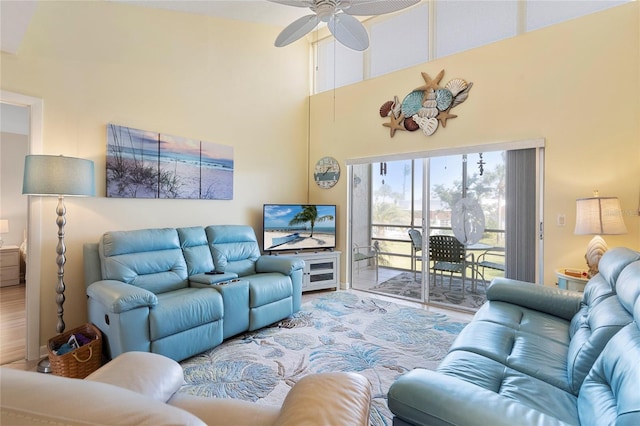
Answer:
xmin=1 ymin=90 xmax=43 ymax=361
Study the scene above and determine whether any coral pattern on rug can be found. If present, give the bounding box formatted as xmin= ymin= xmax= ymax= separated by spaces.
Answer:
xmin=370 ymin=272 xmax=487 ymax=309
xmin=179 ymin=291 xmax=468 ymax=425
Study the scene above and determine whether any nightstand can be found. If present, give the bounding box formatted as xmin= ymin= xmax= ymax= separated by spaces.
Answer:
xmin=555 ymin=268 xmax=589 ymax=292
xmin=0 ymin=245 xmax=20 ymax=287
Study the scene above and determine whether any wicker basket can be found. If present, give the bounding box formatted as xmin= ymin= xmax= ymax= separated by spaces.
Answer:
xmin=47 ymin=323 xmax=102 ymax=379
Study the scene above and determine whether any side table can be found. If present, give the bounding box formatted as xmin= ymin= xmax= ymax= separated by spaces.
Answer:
xmin=0 ymin=245 xmax=20 ymax=287
xmin=555 ymin=268 xmax=589 ymax=292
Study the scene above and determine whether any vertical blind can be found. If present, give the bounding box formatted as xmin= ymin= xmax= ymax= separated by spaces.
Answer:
xmin=505 ymin=148 xmax=537 ymax=282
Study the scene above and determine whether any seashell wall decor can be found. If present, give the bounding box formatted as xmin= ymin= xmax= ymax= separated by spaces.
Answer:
xmin=379 ymin=69 xmax=473 ymax=138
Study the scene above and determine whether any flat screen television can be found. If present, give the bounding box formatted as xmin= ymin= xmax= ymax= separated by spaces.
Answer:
xmin=263 ymin=204 xmax=336 ymax=253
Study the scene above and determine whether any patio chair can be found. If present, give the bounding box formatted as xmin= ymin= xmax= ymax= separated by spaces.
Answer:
xmin=476 ymin=246 xmax=505 ymax=287
xmin=408 ymin=229 xmax=423 ymax=281
xmin=429 ymin=235 xmax=470 ymax=295
xmin=353 ymin=241 xmax=380 ymax=282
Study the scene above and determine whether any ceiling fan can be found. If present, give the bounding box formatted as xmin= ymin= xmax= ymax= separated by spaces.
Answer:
xmin=268 ymin=0 xmax=420 ymax=51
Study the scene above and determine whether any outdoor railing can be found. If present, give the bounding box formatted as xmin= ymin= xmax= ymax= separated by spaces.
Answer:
xmin=368 ymin=223 xmax=505 ymax=274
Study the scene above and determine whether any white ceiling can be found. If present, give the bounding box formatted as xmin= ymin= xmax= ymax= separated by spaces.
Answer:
xmin=112 ymin=0 xmax=311 ymax=27
xmin=0 ymin=1 xmax=38 ymax=55
xmin=0 ymin=0 xmax=311 ymax=54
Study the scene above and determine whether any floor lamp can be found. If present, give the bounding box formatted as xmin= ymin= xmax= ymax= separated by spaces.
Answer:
xmin=574 ymin=193 xmax=627 ymax=277
xmin=22 ymin=155 xmax=95 ymax=373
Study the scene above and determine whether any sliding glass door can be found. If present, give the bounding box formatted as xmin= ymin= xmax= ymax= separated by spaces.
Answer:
xmin=427 ymin=152 xmax=506 ymax=309
xmin=348 ymin=141 xmax=543 ymax=311
xmin=350 ymin=159 xmax=424 ymax=301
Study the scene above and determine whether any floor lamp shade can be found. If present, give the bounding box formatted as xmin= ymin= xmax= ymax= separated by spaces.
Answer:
xmin=574 ymin=196 xmax=627 ymax=277
xmin=22 ymin=155 xmax=95 ymax=197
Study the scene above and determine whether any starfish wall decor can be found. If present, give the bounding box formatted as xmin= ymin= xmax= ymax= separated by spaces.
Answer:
xmin=379 ymin=70 xmax=473 ymax=138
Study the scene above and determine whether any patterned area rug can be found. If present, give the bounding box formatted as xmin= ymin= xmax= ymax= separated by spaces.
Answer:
xmin=370 ymin=272 xmax=487 ymax=310
xmin=179 ymin=291 xmax=468 ymax=425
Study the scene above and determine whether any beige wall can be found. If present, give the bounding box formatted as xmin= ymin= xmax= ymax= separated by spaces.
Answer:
xmin=1 ymin=1 xmax=310 ymax=344
xmin=308 ymin=2 xmax=640 ymax=285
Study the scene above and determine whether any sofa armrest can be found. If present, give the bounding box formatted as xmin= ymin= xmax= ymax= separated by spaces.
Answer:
xmin=486 ymin=278 xmax=583 ymax=321
xmin=169 ymin=372 xmax=371 ymax=426
xmin=388 ymin=369 xmax=569 ymax=426
xmin=85 ymin=352 xmax=183 ymax=402
xmin=256 ymin=255 xmax=305 ymax=276
xmin=169 ymin=394 xmax=280 ymax=426
xmin=0 ymin=368 xmax=205 ymax=426
xmin=275 ymin=372 xmax=371 ymax=426
xmin=189 ymin=272 xmax=239 ymax=286
xmin=87 ymin=280 xmax=158 ymax=313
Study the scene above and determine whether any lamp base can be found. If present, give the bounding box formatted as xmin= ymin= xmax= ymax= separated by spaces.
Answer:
xmin=37 ymin=356 xmax=52 ymax=374
xmin=585 ymin=235 xmax=608 ymax=278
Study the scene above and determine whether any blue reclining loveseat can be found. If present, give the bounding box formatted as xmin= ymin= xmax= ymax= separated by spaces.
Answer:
xmin=388 ymin=247 xmax=640 ymax=425
xmin=83 ymin=225 xmax=304 ymax=362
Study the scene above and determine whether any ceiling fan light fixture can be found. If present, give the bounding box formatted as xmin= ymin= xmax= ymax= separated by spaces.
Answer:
xmin=338 ymin=0 xmax=352 ymax=9
xmin=316 ymin=4 xmax=335 ymax=22
xmin=269 ymin=0 xmax=420 ymax=50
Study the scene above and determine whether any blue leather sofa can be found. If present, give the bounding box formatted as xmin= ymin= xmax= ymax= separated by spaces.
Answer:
xmin=388 ymin=247 xmax=640 ymax=425
xmin=83 ymin=225 xmax=304 ymax=362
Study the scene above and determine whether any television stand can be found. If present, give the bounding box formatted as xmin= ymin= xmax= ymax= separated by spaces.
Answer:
xmin=286 ymin=251 xmax=340 ymax=292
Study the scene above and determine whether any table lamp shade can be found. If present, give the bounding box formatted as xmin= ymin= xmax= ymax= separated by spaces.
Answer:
xmin=22 ymin=155 xmax=95 ymax=197
xmin=574 ymin=197 xmax=627 ymax=235
xmin=574 ymin=196 xmax=627 ymax=277
xmin=0 ymin=220 xmax=8 ymax=234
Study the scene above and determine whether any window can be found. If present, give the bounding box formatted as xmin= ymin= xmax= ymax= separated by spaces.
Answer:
xmin=435 ymin=1 xmax=518 ymax=58
xmin=370 ymin=4 xmax=429 ymax=78
xmin=369 ymin=160 xmax=422 ymax=272
xmin=315 ymin=39 xmax=364 ymax=93
xmin=526 ymin=0 xmax=630 ymax=32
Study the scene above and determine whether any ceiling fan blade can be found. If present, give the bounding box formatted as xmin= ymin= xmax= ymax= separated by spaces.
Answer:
xmin=328 ymin=13 xmax=369 ymax=51
xmin=275 ymin=14 xmax=320 ymax=47
xmin=341 ymin=0 xmax=421 ymax=16
xmin=267 ymin=0 xmax=314 ymax=8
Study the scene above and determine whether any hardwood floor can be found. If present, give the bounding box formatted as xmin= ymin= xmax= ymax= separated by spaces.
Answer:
xmin=0 ymin=284 xmax=26 ymax=365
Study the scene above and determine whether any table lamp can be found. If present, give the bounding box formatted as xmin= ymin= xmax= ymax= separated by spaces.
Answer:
xmin=574 ymin=192 xmax=627 ymax=277
xmin=0 ymin=219 xmax=8 ymax=247
xmin=22 ymin=155 xmax=95 ymax=372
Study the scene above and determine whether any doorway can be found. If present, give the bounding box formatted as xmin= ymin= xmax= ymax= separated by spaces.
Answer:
xmin=0 ymin=90 xmax=44 ymax=362
xmin=350 ymin=159 xmax=424 ymax=300
xmin=0 ymin=103 xmax=29 ymax=364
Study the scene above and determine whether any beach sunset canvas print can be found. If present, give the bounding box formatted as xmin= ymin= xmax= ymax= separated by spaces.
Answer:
xmin=106 ymin=124 xmax=233 ymax=199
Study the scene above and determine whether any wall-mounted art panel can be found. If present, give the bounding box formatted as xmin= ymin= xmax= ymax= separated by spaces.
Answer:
xmin=106 ymin=124 xmax=233 ymax=200
xmin=379 ymin=69 xmax=473 ymax=138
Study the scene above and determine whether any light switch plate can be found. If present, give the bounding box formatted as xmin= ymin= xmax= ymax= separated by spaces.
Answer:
xmin=557 ymin=214 xmax=566 ymax=227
